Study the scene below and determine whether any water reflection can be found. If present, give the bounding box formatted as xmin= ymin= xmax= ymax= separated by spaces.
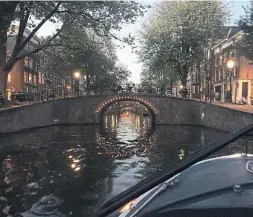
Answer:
xmin=0 ymin=112 xmax=249 ymax=217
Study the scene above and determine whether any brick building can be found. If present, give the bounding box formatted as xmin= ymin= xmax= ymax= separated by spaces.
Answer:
xmin=6 ymin=27 xmax=41 ymax=99
xmin=209 ymin=28 xmax=253 ymax=104
xmin=6 ymin=27 xmax=66 ymax=100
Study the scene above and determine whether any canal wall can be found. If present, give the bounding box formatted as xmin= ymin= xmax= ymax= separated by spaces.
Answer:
xmin=0 ymin=95 xmax=253 ymax=135
xmin=198 ymin=102 xmax=253 ymax=132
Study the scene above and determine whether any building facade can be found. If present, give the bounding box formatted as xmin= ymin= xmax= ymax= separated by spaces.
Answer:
xmin=187 ymin=26 xmax=251 ymax=102
xmin=6 ymin=27 xmax=66 ymax=100
xmin=6 ymin=27 xmax=41 ymax=100
xmin=209 ymin=30 xmax=253 ymax=104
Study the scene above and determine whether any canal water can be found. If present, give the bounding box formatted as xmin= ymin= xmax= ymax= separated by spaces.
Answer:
xmin=0 ymin=111 xmax=248 ymax=217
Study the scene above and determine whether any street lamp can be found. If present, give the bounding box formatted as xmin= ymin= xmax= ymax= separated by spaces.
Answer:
xmin=227 ymin=59 xmax=235 ymax=103
xmin=74 ymin=71 xmax=80 ymax=79
xmin=73 ymin=71 xmax=80 ymax=96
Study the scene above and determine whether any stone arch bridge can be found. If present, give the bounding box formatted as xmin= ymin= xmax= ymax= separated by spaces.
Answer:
xmin=55 ymin=94 xmax=199 ymax=125
xmin=1 ymin=94 xmax=253 ymax=134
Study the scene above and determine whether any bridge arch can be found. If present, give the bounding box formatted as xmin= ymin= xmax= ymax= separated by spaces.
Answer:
xmin=95 ymin=96 xmax=157 ymax=126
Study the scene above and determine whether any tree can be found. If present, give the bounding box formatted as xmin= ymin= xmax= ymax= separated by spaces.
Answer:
xmin=238 ymin=0 xmax=253 ymax=62
xmin=139 ymin=1 xmax=229 ymax=96
xmin=0 ymin=1 xmax=146 ymax=97
xmin=40 ymin=24 xmax=130 ymax=95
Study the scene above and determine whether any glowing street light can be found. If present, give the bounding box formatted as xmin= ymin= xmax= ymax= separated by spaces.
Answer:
xmin=227 ymin=60 xmax=235 ymax=69
xmin=74 ymin=71 xmax=80 ymax=79
xmin=73 ymin=71 xmax=81 ymax=96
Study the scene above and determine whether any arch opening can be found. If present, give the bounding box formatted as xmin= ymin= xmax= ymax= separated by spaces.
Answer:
xmin=96 ymin=96 xmax=157 ymax=127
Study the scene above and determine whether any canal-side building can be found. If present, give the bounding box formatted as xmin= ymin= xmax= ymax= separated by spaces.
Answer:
xmin=189 ymin=26 xmax=244 ymax=101
xmin=6 ymin=27 xmax=41 ymax=99
xmin=6 ymin=26 xmax=67 ymax=100
xmin=209 ymin=28 xmax=253 ymax=104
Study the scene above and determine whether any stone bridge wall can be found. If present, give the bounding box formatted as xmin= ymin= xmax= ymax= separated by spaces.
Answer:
xmin=0 ymin=95 xmax=253 ymax=134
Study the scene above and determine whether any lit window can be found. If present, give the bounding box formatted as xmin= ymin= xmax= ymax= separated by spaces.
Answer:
xmin=33 ymin=75 xmax=37 ymax=85
xmin=38 ymin=72 xmax=41 ymax=84
xmin=29 ymin=73 xmax=32 ymax=83
xmin=7 ymin=90 xmax=11 ymax=100
xmin=8 ymin=72 xmax=11 ymax=82
xmin=24 ymin=71 xmax=28 ymax=83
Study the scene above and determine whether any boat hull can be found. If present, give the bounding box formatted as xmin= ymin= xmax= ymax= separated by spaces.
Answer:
xmin=118 ymin=154 xmax=253 ymax=217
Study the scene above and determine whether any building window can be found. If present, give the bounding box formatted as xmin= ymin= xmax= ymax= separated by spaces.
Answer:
xmin=24 ymin=57 xmax=29 ymax=67
xmin=219 ymin=68 xmax=223 ymax=80
xmin=215 ymin=57 xmax=219 ymax=66
xmin=8 ymin=72 xmax=11 ymax=82
xmin=219 ymin=55 xmax=222 ymax=65
xmin=223 ymin=68 xmax=227 ymax=79
xmin=38 ymin=72 xmax=41 ymax=84
xmin=7 ymin=90 xmax=11 ymax=100
xmin=29 ymin=58 xmax=33 ymax=69
xmin=35 ymin=62 xmax=39 ymax=71
xmin=33 ymin=75 xmax=37 ymax=85
xmin=234 ymin=66 xmax=238 ymax=76
xmin=24 ymin=71 xmax=28 ymax=83
xmin=29 ymin=73 xmax=32 ymax=83
xmin=41 ymin=74 xmax=44 ymax=84
xmin=215 ymin=70 xmax=219 ymax=81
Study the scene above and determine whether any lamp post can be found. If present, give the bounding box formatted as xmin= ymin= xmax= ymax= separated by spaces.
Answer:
xmin=227 ymin=59 xmax=235 ymax=103
xmin=73 ymin=71 xmax=80 ymax=96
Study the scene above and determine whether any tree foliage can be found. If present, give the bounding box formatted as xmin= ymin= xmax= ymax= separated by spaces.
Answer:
xmin=238 ymin=0 xmax=253 ymax=62
xmin=138 ymin=1 xmax=229 ymax=94
xmin=0 ymin=1 xmax=146 ymax=95
xmin=40 ymin=24 xmax=130 ymax=94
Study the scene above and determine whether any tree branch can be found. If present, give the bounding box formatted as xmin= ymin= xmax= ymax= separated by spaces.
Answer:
xmin=0 ymin=2 xmax=18 ymax=50
xmin=56 ymin=9 xmax=102 ymax=22
xmin=16 ymin=16 xmax=76 ymax=60
xmin=17 ymin=2 xmax=62 ymax=55
xmin=12 ymin=2 xmax=33 ymax=58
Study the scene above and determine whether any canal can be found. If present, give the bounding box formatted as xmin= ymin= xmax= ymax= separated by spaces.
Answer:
xmin=0 ymin=111 xmax=248 ymax=217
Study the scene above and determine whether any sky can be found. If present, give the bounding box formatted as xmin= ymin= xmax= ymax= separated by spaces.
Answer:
xmin=37 ymin=0 xmax=250 ymax=84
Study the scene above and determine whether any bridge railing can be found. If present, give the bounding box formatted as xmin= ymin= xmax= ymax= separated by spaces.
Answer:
xmin=81 ymin=88 xmax=185 ymax=98
xmin=3 ymin=88 xmax=193 ymax=108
